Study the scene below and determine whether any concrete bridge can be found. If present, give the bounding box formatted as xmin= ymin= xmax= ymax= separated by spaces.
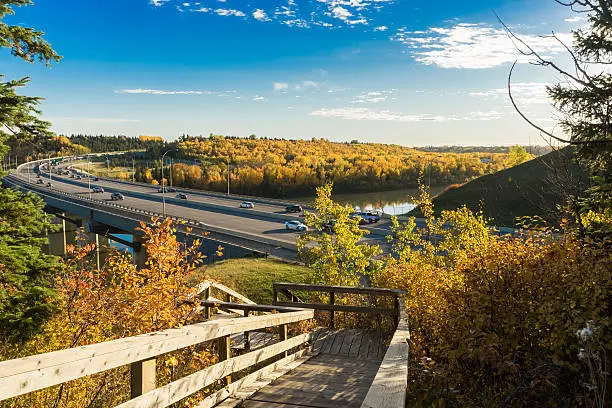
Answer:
xmin=5 ymin=155 xmax=392 ymax=267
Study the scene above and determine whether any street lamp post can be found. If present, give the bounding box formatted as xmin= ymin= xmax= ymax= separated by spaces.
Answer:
xmin=87 ymin=157 xmax=92 ymax=199
xmin=161 ymin=149 xmax=176 ymax=217
xmin=48 ymin=154 xmax=52 ymax=184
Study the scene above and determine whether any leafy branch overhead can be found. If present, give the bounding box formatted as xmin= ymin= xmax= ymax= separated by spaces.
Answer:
xmin=0 ymin=0 xmax=61 ymax=66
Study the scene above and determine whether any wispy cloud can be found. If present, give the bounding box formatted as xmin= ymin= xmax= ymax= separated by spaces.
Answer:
xmin=152 ymin=0 xmax=396 ymax=30
xmin=310 ymin=107 xmax=503 ymax=122
xmin=253 ymin=95 xmax=265 ymax=101
xmin=469 ymin=82 xmax=550 ymax=105
xmin=393 ymin=23 xmax=571 ymax=69
xmin=116 ymin=88 xmax=206 ymax=95
xmin=351 ymin=89 xmax=397 ymax=104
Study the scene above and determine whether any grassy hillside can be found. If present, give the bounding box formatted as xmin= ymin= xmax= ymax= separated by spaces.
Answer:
xmin=410 ymin=147 xmax=589 ymax=227
xmin=189 ymin=258 xmax=311 ymax=304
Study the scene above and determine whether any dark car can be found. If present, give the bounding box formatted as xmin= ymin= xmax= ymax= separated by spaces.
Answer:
xmin=323 ymin=220 xmax=337 ymax=233
xmin=93 ymin=177 xmax=99 ymax=181
xmin=285 ymin=204 xmax=303 ymax=213
xmin=110 ymin=192 xmax=125 ymax=201
xmin=177 ymin=193 xmax=187 ymax=199
xmin=37 ymin=179 xmax=44 ymax=184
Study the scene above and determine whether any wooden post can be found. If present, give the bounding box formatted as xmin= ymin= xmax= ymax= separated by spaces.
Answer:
xmin=130 ymin=358 xmax=156 ymax=398
xmin=225 ymin=292 xmax=232 ymax=303
xmin=244 ymin=309 xmax=250 ymax=351
xmin=218 ymin=335 xmax=231 ymax=385
xmin=203 ymin=286 xmax=211 ymax=320
xmin=273 ymin=287 xmax=278 ymax=305
xmin=279 ymin=323 xmax=288 ymax=357
xmin=393 ymin=295 xmax=400 ymax=328
xmin=330 ymin=291 xmax=335 ymax=329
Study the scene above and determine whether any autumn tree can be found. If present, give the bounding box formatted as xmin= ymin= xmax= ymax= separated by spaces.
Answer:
xmin=297 ymin=183 xmax=380 ymax=286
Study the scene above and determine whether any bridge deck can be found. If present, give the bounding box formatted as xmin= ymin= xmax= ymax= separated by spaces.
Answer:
xmin=220 ymin=328 xmax=390 ymax=408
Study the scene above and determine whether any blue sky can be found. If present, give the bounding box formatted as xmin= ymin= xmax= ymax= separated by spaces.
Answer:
xmin=0 ymin=0 xmax=585 ymax=145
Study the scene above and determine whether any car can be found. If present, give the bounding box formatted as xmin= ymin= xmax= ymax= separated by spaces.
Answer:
xmin=240 ymin=201 xmax=255 ymax=209
xmin=285 ymin=220 xmax=308 ymax=231
xmin=93 ymin=177 xmax=99 ymax=181
xmin=285 ymin=204 xmax=303 ymax=213
xmin=37 ymin=179 xmax=44 ymax=184
xmin=168 ymin=187 xmax=176 ymax=192
xmin=75 ymin=175 xmax=82 ymax=180
xmin=351 ymin=211 xmax=381 ymax=224
xmin=92 ymin=186 xmax=104 ymax=193
xmin=46 ymin=182 xmax=52 ymax=187
xmin=110 ymin=192 xmax=125 ymax=201
xmin=70 ymin=174 xmax=75 ymax=178
xmin=157 ymin=187 xmax=168 ymax=193
xmin=349 ymin=213 xmax=367 ymax=225
xmin=177 ymin=193 xmax=187 ymax=199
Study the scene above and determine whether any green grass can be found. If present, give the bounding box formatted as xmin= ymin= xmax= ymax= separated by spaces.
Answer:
xmin=409 ymin=147 xmax=589 ymax=227
xmin=189 ymin=258 xmax=312 ymax=305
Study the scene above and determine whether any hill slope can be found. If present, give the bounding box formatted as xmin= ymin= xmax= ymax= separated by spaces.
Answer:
xmin=410 ymin=147 xmax=589 ymax=227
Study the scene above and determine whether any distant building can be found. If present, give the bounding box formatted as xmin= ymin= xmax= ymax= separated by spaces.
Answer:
xmin=480 ymin=157 xmax=492 ymax=163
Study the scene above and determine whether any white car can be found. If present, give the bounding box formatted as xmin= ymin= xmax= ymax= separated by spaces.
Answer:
xmin=285 ymin=220 xmax=308 ymax=231
xmin=92 ymin=186 xmax=104 ymax=193
xmin=240 ymin=201 xmax=255 ymax=209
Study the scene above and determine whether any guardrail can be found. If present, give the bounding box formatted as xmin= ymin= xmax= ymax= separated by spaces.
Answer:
xmin=0 ymin=307 xmax=315 ymax=406
xmin=3 ymin=175 xmax=298 ymax=254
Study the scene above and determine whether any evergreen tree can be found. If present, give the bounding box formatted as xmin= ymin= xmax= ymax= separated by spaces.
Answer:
xmin=0 ymin=0 xmax=61 ymax=339
xmin=0 ymin=188 xmax=58 ymax=339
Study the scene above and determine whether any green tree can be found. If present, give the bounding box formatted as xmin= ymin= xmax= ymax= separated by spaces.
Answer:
xmin=0 ymin=188 xmax=58 ymax=339
xmin=0 ymin=0 xmax=61 ymax=339
xmin=297 ymin=183 xmax=380 ymax=286
xmin=505 ymin=1 xmax=612 ymax=234
xmin=0 ymin=0 xmax=60 ymax=156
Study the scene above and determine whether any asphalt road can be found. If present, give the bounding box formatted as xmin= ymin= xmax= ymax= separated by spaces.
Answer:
xmin=20 ymin=162 xmax=393 ymax=253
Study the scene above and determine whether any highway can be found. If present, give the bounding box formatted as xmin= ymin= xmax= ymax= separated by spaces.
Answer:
xmin=12 ymin=159 xmax=392 ymax=259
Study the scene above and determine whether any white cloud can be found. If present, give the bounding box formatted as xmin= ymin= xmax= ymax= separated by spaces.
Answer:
xmin=253 ymin=9 xmax=270 ymax=21
xmin=374 ymin=25 xmax=388 ymax=31
xmin=393 ymin=23 xmax=571 ymax=69
xmin=565 ymin=16 xmax=585 ymax=23
xmin=253 ymin=96 xmax=265 ymax=101
xmin=214 ymin=8 xmax=246 ymax=17
xmin=116 ymin=88 xmax=205 ymax=95
xmin=149 ymin=0 xmax=168 ymax=6
xmin=351 ymin=89 xmax=396 ymax=103
xmin=469 ymin=82 xmax=550 ymax=105
xmin=310 ymin=107 xmax=503 ymax=122
xmin=273 ymin=82 xmax=289 ymax=91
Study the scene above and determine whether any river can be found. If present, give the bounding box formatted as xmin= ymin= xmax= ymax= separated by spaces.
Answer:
xmin=297 ymin=186 xmax=448 ymax=215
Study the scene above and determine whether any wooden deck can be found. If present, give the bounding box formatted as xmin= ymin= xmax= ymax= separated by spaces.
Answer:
xmin=221 ymin=328 xmax=391 ymax=408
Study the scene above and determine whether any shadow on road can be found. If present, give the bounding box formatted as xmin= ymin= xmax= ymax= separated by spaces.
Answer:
xmin=263 ymin=228 xmax=297 ymax=235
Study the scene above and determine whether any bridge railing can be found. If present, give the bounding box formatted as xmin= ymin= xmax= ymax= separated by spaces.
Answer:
xmin=3 ymin=174 xmax=298 ymax=253
xmin=0 ymin=307 xmax=314 ymax=407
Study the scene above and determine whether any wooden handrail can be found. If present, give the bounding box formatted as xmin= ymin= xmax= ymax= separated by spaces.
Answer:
xmin=200 ymin=300 xmax=304 ymax=314
xmin=0 ymin=309 xmax=313 ymax=402
xmin=361 ymin=297 xmax=410 ymax=408
xmin=273 ymin=282 xmax=404 ymax=297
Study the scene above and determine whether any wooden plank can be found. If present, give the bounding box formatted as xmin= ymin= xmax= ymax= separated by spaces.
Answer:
xmin=115 ymin=334 xmax=309 ymax=408
xmin=358 ymin=332 xmax=373 ymax=359
xmin=311 ymin=329 xmax=331 ymax=354
xmin=330 ymin=329 xmax=347 ymax=355
xmin=0 ymin=309 xmax=313 ymax=401
xmin=273 ymin=283 xmax=404 ymax=297
xmin=320 ymin=330 xmax=338 ymax=354
xmin=339 ymin=329 xmax=357 ymax=356
xmin=273 ymin=301 xmax=397 ymax=316
xmin=348 ymin=331 xmax=363 ymax=357
xmin=195 ymin=349 xmax=314 ymax=408
xmin=130 ymin=358 xmax=156 ymax=398
xmin=360 ymin=297 xmax=409 ymax=408
xmin=367 ymin=331 xmax=382 ymax=360
xmin=201 ymin=301 xmax=303 ymax=314
xmin=210 ymin=282 xmax=257 ymax=305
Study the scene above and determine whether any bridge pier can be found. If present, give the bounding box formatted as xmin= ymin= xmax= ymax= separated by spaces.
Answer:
xmin=132 ymin=235 xmax=147 ymax=269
